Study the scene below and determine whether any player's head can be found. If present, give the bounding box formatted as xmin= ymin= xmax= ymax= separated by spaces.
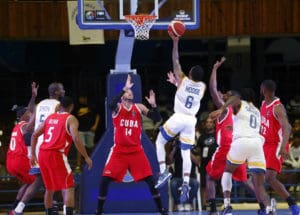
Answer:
xmin=240 ymin=88 xmax=256 ymax=103
xmin=12 ymin=105 xmax=31 ymax=121
xmin=48 ymin=82 xmax=65 ymax=99
xmin=59 ymin=96 xmax=74 ymax=113
xmin=122 ymin=89 xmax=134 ymax=107
xmin=188 ymin=65 xmax=204 ymax=82
xmin=223 ymin=90 xmax=240 ymax=102
xmin=260 ymin=79 xmax=276 ymax=97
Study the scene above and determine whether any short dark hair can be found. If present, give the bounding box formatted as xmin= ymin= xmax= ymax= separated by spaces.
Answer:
xmin=59 ymin=96 xmax=73 ymax=109
xmin=229 ymin=90 xmax=241 ymax=97
xmin=11 ymin=105 xmax=28 ymax=120
xmin=190 ymin=65 xmax=204 ymax=82
xmin=261 ymin=79 xmax=277 ymax=92
xmin=240 ymin=88 xmax=256 ymax=103
xmin=48 ymin=82 xmax=63 ymax=96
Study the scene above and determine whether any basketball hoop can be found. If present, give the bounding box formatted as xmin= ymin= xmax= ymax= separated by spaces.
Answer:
xmin=124 ymin=14 xmax=157 ymax=40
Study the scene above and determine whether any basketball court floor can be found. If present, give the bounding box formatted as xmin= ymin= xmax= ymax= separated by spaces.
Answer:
xmin=78 ymin=211 xmax=291 ymax=215
xmin=0 ymin=211 xmax=292 ymax=215
xmin=0 ymin=209 xmax=291 ymax=215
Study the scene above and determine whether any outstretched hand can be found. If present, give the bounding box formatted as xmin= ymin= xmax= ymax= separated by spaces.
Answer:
xmin=167 ymin=71 xmax=177 ymax=86
xmin=145 ymin=90 xmax=156 ymax=107
xmin=213 ymin=56 xmax=226 ymax=71
xmin=123 ymin=74 xmax=134 ymax=91
xmin=31 ymin=82 xmax=39 ymax=97
xmin=168 ymin=30 xmax=179 ymax=42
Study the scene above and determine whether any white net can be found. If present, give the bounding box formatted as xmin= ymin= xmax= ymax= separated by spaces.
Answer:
xmin=124 ymin=15 xmax=157 ymax=40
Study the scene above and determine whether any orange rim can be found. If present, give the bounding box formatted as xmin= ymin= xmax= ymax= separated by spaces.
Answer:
xmin=124 ymin=14 xmax=156 ymax=25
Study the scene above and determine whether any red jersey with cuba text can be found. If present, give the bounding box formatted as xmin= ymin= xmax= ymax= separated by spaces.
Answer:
xmin=40 ymin=112 xmax=72 ymax=154
xmin=112 ymin=104 xmax=142 ymax=153
xmin=260 ymin=99 xmax=282 ymax=145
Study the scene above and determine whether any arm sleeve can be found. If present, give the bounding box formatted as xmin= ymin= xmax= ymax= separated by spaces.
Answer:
xmin=108 ymin=90 xmax=125 ymax=111
xmin=146 ymin=107 xmax=161 ymax=123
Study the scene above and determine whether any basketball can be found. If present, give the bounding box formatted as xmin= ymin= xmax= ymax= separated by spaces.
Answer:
xmin=168 ymin=20 xmax=186 ymax=37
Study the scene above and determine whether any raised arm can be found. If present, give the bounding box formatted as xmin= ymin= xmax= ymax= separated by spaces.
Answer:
xmin=108 ymin=74 xmax=133 ymax=113
xmin=27 ymin=82 xmax=38 ymax=112
xmin=168 ymin=31 xmax=184 ymax=85
xmin=209 ymin=57 xmax=226 ymax=108
xmin=138 ymin=89 xmax=161 ymax=123
xmin=22 ymin=82 xmax=39 ymax=134
xmin=209 ymin=95 xmax=241 ymax=120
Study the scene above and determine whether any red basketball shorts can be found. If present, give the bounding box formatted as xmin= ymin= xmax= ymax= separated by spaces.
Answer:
xmin=39 ymin=150 xmax=74 ymax=190
xmin=206 ymin=145 xmax=247 ymax=182
xmin=6 ymin=156 xmax=35 ymax=184
xmin=103 ymin=149 xmax=152 ymax=182
xmin=263 ymin=143 xmax=288 ymax=173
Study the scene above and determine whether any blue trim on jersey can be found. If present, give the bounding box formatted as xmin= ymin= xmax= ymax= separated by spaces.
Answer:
xmin=159 ymin=126 xmax=173 ymax=141
xmin=248 ymin=168 xmax=265 ymax=174
xmin=226 ymin=159 xmax=242 ymax=166
xmin=179 ymin=142 xmax=194 ymax=150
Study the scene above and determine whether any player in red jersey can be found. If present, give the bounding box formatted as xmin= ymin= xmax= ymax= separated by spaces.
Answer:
xmin=260 ymin=79 xmax=300 ymax=215
xmin=96 ymin=74 xmax=167 ymax=215
xmin=31 ymin=96 xmax=92 ymax=215
xmin=7 ymin=82 xmax=41 ymax=215
xmin=206 ymin=58 xmax=252 ymax=215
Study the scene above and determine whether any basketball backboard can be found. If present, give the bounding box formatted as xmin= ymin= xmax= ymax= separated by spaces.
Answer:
xmin=77 ymin=0 xmax=200 ymax=30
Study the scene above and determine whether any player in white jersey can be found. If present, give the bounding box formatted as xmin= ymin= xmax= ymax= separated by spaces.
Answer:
xmin=30 ymin=82 xmax=65 ymax=215
xmin=210 ymin=88 xmax=272 ymax=215
xmin=30 ymin=82 xmax=65 ymax=174
xmin=155 ymin=31 xmax=206 ymax=204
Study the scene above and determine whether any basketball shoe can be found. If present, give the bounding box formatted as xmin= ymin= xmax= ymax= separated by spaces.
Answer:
xmin=159 ymin=208 xmax=168 ymax=215
xmin=177 ymin=204 xmax=185 ymax=212
xmin=179 ymin=182 xmax=190 ymax=203
xmin=257 ymin=209 xmax=275 ymax=215
xmin=289 ymin=204 xmax=300 ymax=215
xmin=8 ymin=211 xmax=22 ymax=215
xmin=184 ymin=203 xmax=192 ymax=211
xmin=221 ymin=205 xmax=233 ymax=215
xmin=155 ymin=169 xmax=172 ymax=189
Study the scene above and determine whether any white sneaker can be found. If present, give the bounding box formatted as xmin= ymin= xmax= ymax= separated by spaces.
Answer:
xmin=184 ymin=204 xmax=192 ymax=211
xmin=177 ymin=204 xmax=185 ymax=211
